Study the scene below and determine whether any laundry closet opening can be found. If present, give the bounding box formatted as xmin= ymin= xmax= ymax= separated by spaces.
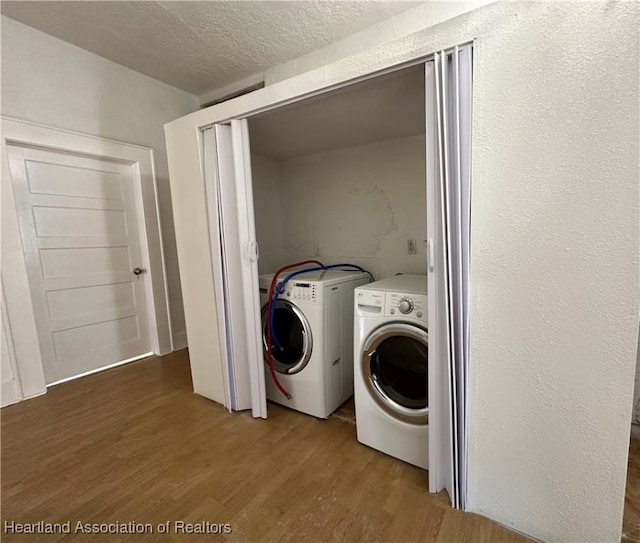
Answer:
xmin=200 ymin=47 xmax=470 ymax=503
xmin=242 ymin=66 xmax=427 ymax=416
xmin=249 ymin=65 xmax=427 ymax=280
xmin=247 ymin=66 xmax=428 ymax=424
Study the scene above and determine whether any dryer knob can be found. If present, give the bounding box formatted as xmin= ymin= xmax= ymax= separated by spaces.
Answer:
xmin=398 ymin=298 xmax=413 ymax=314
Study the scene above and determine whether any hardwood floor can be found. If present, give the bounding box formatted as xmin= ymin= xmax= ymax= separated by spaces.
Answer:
xmin=0 ymin=350 xmax=631 ymax=542
xmin=625 ymin=438 xmax=640 ymax=542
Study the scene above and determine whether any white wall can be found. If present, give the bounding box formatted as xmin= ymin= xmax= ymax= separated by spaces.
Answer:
xmin=165 ymin=2 xmax=639 ymax=541
xmin=466 ymin=2 xmax=638 ymax=541
xmin=1 ymin=16 xmax=199 ymax=350
xmin=251 ymin=154 xmax=287 ymax=275
xmin=251 ymin=137 xmax=426 ymax=280
xmin=275 ymin=136 xmax=426 ymax=279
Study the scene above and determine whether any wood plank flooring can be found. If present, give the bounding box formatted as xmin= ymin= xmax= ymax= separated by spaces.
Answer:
xmin=0 ymin=350 xmax=633 ymax=542
xmin=624 ymin=438 xmax=640 ymax=542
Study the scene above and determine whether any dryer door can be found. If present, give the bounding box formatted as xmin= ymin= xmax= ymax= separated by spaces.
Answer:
xmin=362 ymin=323 xmax=429 ymax=425
xmin=262 ymin=300 xmax=313 ymax=375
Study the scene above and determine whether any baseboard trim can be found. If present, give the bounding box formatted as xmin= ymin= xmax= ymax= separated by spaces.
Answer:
xmin=47 ymin=352 xmax=154 ymax=387
xmin=172 ymin=331 xmax=188 ymax=351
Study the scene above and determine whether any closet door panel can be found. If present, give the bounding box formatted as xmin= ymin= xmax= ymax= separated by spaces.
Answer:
xmin=426 ymin=60 xmax=454 ymax=499
xmin=231 ymin=119 xmax=267 ymax=419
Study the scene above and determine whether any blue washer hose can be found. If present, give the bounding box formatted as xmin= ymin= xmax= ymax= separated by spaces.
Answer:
xmin=269 ymin=263 xmax=368 ymax=350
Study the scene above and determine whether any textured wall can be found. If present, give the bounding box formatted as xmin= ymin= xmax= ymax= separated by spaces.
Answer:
xmin=275 ymin=136 xmax=426 ymax=280
xmin=1 ymin=16 xmax=199 ymax=348
xmin=252 ymin=137 xmax=426 ymax=279
xmin=466 ymin=2 xmax=639 ymax=541
xmin=261 ymin=1 xmax=493 ymax=89
xmin=199 ymin=1 xmax=494 ymax=104
xmin=251 ymin=154 xmax=287 ymax=275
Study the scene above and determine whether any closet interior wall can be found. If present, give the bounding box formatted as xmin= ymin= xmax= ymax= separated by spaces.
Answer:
xmin=251 ymin=143 xmax=428 ymax=277
xmin=251 ymin=154 xmax=287 ymax=274
xmin=248 ymin=66 xmax=427 ymax=278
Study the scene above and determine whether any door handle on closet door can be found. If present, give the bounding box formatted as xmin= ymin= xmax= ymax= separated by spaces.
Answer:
xmin=246 ymin=240 xmax=259 ymax=262
xmin=427 ymin=239 xmax=435 ymax=272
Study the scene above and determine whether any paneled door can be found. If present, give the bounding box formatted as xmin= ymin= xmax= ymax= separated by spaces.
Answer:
xmin=7 ymin=144 xmax=152 ymax=385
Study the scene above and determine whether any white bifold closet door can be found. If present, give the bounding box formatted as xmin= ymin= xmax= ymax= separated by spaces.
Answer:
xmin=203 ymin=121 xmax=266 ymax=418
xmin=426 ymin=44 xmax=472 ymax=509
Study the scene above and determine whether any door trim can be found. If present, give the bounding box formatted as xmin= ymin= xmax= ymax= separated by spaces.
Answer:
xmin=1 ymin=281 xmax=24 ymax=407
xmin=1 ymin=117 xmax=172 ymax=399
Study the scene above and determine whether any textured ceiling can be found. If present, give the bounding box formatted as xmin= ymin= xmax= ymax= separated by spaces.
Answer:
xmin=249 ymin=65 xmax=424 ymax=159
xmin=1 ymin=1 xmax=421 ymax=96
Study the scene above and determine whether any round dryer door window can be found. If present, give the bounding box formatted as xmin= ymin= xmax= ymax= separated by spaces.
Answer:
xmin=262 ymin=300 xmax=313 ymax=375
xmin=362 ymin=323 xmax=429 ymax=425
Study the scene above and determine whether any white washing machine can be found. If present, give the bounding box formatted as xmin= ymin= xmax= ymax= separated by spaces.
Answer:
xmin=354 ymin=275 xmax=429 ymax=469
xmin=259 ymin=269 xmax=370 ymax=419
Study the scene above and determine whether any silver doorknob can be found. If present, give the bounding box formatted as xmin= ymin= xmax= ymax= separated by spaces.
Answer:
xmin=133 ymin=267 xmax=146 ymax=276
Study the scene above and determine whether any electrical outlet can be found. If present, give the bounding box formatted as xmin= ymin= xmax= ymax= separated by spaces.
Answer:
xmin=408 ymin=239 xmax=417 ymax=255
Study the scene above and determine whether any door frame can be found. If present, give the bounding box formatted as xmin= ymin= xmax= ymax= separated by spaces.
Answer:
xmin=1 ymin=280 xmax=23 ymax=407
xmin=1 ymin=117 xmax=173 ymax=399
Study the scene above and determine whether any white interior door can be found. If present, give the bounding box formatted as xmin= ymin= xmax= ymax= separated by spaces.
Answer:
xmin=7 ymin=144 xmax=153 ymax=385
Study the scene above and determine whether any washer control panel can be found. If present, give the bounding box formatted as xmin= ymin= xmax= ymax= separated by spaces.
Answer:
xmin=386 ymin=292 xmax=427 ymax=320
xmin=284 ymin=282 xmax=318 ymax=303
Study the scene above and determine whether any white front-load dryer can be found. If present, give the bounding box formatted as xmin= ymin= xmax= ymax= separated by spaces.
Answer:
xmin=354 ymin=275 xmax=429 ymax=469
xmin=260 ymin=269 xmax=370 ymax=419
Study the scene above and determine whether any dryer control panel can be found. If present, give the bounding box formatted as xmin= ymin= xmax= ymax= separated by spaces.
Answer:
xmin=385 ymin=292 xmax=427 ymax=320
